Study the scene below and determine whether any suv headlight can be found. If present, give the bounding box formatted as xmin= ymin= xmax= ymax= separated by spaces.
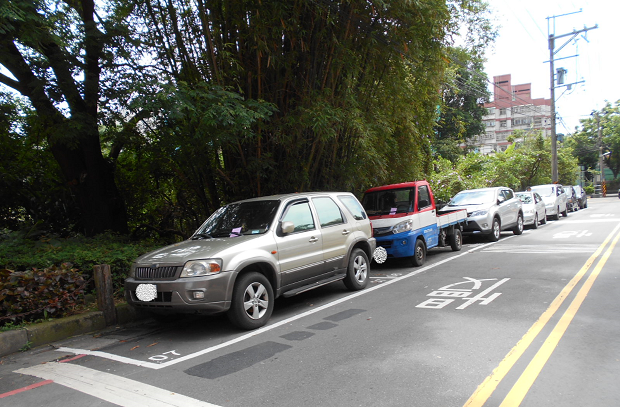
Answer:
xmin=470 ymin=210 xmax=488 ymax=217
xmin=180 ymin=259 xmax=223 ymax=277
xmin=392 ymin=219 xmax=413 ymax=234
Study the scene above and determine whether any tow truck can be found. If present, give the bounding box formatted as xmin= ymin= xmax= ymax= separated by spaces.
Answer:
xmin=361 ymin=180 xmax=467 ymax=266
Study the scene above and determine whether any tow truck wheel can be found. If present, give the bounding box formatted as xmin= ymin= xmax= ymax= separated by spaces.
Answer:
xmin=449 ymin=229 xmax=462 ymax=251
xmin=412 ymin=239 xmax=426 ymax=267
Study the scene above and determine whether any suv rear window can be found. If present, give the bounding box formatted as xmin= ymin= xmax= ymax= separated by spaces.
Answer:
xmin=338 ymin=195 xmax=367 ymax=220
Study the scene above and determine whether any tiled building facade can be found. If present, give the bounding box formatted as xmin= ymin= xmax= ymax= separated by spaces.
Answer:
xmin=468 ymin=74 xmax=552 ymax=154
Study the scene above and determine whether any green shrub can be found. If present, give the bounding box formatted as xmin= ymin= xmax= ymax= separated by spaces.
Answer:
xmin=0 ymin=232 xmax=165 ymax=296
xmin=584 ymin=185 xmax=594 ymax=194
xmin=0 ymin=264 xmax=87 ymax=326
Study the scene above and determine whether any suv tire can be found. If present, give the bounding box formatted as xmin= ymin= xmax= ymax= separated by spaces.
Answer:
xmin=513 ymin=214 xmax=524 ymax=235
xmin=227 ymin=272 xmax=274 ymax=330
xmin=343 ymin=248 xmax=369 ymax=290
xmin=489 ymin=218 xmax=501 ymax=242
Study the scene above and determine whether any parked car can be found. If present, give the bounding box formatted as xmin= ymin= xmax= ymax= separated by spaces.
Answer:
xmin=564 ymin=185 xmax=578 ymax=212
xmin=439 ymin=187 xmax=523 ymax=242
xmin=574 ymin=185 xmax=588 ymax=209
xmin=125 ymin=192 xmax=376 ymax=330
xmin=530 ymin=184 xmax=568 ymax=220
xmin=516 ymin=191 xmax=547 ymax=229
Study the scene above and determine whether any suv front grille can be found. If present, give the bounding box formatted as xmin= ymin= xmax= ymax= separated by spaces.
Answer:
xmin=135 ymin=266 xmax=180 ymax=280
xmin=131 ymin=291 xmax=172 ymax=303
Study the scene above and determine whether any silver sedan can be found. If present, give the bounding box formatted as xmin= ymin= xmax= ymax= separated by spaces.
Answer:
xmin=516 ymin=191 xmax=547 ymax=229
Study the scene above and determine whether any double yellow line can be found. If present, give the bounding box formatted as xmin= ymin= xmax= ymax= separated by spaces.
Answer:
xmin=464 ymin=222 xmax=620 ymax=407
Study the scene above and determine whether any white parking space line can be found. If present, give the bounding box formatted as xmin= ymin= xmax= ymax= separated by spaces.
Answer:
xmin=56 ymin=237 xmax=511 ymax=369
xmin=15 ymin=362 xmax=221 ymax=407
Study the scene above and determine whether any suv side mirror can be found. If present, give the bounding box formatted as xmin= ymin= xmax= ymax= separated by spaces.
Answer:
xmin=281 ymin=221 xmax=295 ymax=234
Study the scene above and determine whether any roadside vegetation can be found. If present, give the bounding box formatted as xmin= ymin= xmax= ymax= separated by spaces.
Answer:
xmin=430 ymin=131 xmax=581 ymax=202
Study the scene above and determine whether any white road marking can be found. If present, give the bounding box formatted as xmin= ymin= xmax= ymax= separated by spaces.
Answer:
xmin=456 ymin=278 xmax=510 ymax=309
xmin=15 ymin=362 xmax=221 ymax=407
xmin=481 ymin=244 xmax=600 ymax=254
xmin=560 ymin=218 xmax=620 ymax=223
xmin=57 ymin=237 xmax=514 ymax=370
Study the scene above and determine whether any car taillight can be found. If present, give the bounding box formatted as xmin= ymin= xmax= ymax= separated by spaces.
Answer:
xmin=370 ymin=221 xmax=374 ymax=237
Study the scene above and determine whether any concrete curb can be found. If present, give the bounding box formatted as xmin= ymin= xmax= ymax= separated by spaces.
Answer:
xmin=0 ymin=303 xmax=146 ymax=357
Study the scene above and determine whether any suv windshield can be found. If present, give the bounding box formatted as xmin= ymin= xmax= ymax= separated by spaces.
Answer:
xmin=532 ymin=186 xmax=554 ymax=197
xmin=362 ymin=187 xmax=415 ymax=216
xmin=516 ymin=193 xmax=533 ymax=204
xmin=194 ymin=200 xmax=280 ymax=238
xmin=448 ymin=190 xmax=495 ymax=206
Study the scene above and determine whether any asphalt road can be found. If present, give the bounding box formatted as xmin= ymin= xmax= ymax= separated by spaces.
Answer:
xmin=2 ymin=197 xmax=620 ymax=407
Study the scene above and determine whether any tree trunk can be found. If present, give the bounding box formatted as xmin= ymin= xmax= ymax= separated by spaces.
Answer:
xmin=48 ymin=123 xmax=128 ymax=236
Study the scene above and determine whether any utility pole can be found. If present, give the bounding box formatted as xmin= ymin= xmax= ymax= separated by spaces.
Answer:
xmin=549 ymin=35 xmax=558 ymax=182
xmin=547 ymin=12 xmax=597 ymax=183
xmin=596 ymin=113 xmax=604 ymax=194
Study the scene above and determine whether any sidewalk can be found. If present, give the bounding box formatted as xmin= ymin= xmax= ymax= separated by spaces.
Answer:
xmin=0 ymin=303 xmax=146 ymax=357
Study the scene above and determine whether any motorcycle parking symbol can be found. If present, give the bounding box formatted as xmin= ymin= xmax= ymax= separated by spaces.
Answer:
xmin=416 ymin=277 xmax=510 ymax=310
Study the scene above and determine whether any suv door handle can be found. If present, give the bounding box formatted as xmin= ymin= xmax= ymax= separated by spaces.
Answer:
xmin=309 ymin=236 xmax=319 ymax=243
xmin=342 ymin=229 xmax=351 ymax=235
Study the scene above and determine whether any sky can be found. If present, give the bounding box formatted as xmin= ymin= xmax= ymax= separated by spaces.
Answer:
xmin=483 ymin=0 xmax=619 ymax=134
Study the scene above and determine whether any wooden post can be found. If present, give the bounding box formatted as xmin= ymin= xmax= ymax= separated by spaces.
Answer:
xmin=93 ymin=264 xmax=117 ymax=326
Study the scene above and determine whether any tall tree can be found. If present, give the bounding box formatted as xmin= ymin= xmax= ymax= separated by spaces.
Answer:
xmin=0 ymin=0 xmax=128 ymax=235
xmin=129 ymin=0 xmax=495 ymax=204
xmin=569 ymin=101 xmax=620 ymax=180
xmin=434 ymin=47 xmax=491 ymax=161
xmin=430 ymin=130 xmax=579 ymax=201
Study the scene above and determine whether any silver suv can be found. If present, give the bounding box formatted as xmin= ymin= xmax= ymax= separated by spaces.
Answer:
xmin=125 ymin=192 xmax=376 ymax=330
xmin=439 ymin=187 xmax=523 ymax=241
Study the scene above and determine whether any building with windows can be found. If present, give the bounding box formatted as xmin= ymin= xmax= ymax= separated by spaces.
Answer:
xmin=468 ymin=74 xmax=552 ymax=154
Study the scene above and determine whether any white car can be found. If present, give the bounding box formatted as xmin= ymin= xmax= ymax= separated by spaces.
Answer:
xmin=530 ymin=184 xmax=568 ymax=220
xmin=516 ymin=191 xmax=547 ymax=229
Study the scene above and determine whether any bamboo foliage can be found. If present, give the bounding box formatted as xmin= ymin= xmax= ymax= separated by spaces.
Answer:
xmin=131 ymin=0 xmax=457 ymax=205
